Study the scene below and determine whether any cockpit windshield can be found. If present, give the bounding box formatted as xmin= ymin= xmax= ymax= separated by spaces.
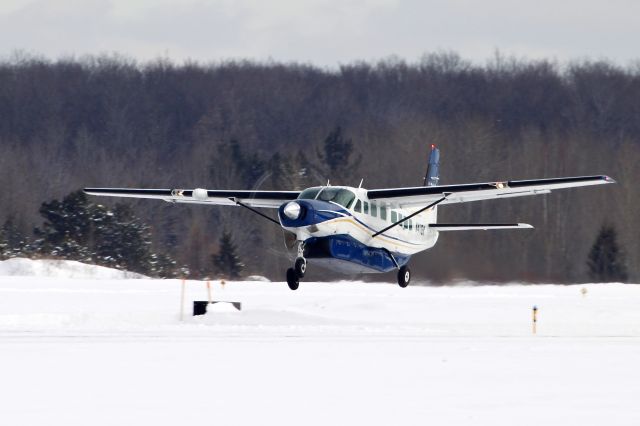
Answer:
xmin=297 ymin=187 xmax=356 ymax=209
xmin=297 ymin=187 xmax=322 ymax=200
xmin=298 ymin=186 xmax=356 ymax=208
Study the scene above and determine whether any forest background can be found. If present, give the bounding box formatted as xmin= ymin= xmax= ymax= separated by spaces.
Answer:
xmin=0 ymin=52 xmax=637 ymax=283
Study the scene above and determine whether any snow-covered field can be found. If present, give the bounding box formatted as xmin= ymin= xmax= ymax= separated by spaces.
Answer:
xmin=1 ymin=259 xmax=639 ymax=425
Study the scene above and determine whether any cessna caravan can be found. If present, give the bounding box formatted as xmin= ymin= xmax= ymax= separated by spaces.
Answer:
xmin=85 ymin=146 xmax=614 ymax=289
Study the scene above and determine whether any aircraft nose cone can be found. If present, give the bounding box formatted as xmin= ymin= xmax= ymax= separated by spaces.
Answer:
xmin=279 ymin=200 xmax=313 ymax=226
xmin=283 ymin=201 xmax=302 ymax=219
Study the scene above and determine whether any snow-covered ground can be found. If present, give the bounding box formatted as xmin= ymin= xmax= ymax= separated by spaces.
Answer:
xmin=1 ymin=259 xmax=639 ymax=425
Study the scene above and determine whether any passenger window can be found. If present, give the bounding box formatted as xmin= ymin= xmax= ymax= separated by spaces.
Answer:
xmin=371 ymin=203 xmax=377 ymax=218
xmin=364 ymin=201 xmax=369 ymax=215
xmin=354 ymin=200 xmax=362 ymax=212
xmin=380 ymin=206 xmax=387 ymax=221
xmin=409 ymin=220 xmax=413 ymax=231
xmin=391 ymin=211 xmax=397 ymax=222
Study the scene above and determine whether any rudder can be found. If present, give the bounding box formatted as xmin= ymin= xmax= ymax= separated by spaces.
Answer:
xmin=423 ymin=144 xmax=440 ymax=186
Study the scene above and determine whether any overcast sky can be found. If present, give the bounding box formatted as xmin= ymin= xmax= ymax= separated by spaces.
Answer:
xmin=1 ymin=0 xmax=639 ymax=67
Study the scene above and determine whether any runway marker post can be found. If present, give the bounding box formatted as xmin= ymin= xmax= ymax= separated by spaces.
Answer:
xmin=532 ymin=305 xmax=538 ymax=334
xmin=207 ymin=280 xmax=213 ymax=304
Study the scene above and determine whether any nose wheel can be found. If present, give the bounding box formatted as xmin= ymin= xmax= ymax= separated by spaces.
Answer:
xmin=286 ymin=257 xmax=306 ymax=290
xmin=294 ymin=257 xmax=306 ymax=278
xmin=286 ymin=268 xmax=299 ymax=290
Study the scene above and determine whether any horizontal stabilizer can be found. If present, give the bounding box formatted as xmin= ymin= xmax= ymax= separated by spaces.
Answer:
xmin=429 ymin=223 xmax=533 ymax=231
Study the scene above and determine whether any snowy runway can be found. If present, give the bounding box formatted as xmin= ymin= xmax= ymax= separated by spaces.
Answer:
xmin=1 ymin=260 xmax=639 ymax=425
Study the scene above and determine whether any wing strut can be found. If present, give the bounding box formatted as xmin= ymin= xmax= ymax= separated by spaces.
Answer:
xmin=232 ymin=198 xmax=281 ymax=226
xmin=372 ymin=194 xmax=449 ymax=238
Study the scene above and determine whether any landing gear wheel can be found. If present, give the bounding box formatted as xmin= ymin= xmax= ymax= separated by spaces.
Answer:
xmin=294 ymin=257 xmax=307 ymax=278
xmin=286 ymin=268 xmax=299 ymax=290
xmin=397 ymin=265 xmax=411 ymax=288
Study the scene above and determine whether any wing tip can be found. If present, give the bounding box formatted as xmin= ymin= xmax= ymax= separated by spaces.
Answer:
xmin=602 ymin=175 xmax=616 ymax=184
xmin=518 ymin=223 xmax=534 ymax=229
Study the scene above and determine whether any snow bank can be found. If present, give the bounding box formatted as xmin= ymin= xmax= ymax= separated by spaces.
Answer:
xmin=0 ymin=258 xmax=146 ymax=279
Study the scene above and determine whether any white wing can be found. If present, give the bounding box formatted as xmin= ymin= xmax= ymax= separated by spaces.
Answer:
xmin=84 ymin=188 xmax=299 ymax=208
xmin=367 ymin=175 xmax=614 ymax=207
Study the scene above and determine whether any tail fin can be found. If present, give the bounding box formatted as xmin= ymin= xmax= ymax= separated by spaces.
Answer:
xmin=423 ymin=144 xmax=440 ymax=186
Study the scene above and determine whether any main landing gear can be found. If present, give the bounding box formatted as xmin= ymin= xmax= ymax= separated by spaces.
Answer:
xmin=386 ymin=249 xmax=411 ymax=288
xmin=286 ymin=243 xmax=306 ymax=290
xmin=397 ymin=265 xmax=411 ymax=288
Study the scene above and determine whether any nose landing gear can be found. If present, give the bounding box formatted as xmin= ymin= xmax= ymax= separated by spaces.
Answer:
xmin=286 ymin=243 xmax=307 ymax=290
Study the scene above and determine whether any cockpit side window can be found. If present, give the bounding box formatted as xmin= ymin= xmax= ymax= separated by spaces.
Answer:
xmin=354 ymin=200 xmax=362 ymax=212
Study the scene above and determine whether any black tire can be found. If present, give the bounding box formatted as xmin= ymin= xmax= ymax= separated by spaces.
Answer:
xmin=397 ymin=265 xmax=411 ymax=288
xmin=286 ymin=268 xmax=299 ymax=290
xmin=294 ymin=257 xmax=306 ymax=278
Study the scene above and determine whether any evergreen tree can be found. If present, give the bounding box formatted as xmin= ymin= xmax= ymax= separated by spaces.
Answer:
xmin=0 ymin=221 xmax=10 ymax=260
xmin=32 ymin=191 xmax=178 ymax=277
xmin=33 ymin=191 xmax=94 ymax=261
xmin=587 ymin=225 xmax=628 ymax=282
xmin=148 ymin=252 xmax=178 ymax=278
xmin=93 ymin=204 xmax=154 ymax=275
xmin=318 ymin=126 xmax=361 ymax=183
xmin=0 ymin=232 xmax=6 ymax=260
xmin=322 ymin=126 xmax=352 ymax=174
xmin=215 ymin=139 xmax=267 ymax=188
xmin=212 ymin=231 xmax=244 ymax=279
xmin=0 ymin=217 xmax=28 ymax=259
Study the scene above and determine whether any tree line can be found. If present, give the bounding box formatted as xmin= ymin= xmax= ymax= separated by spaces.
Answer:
xmin=0 ymin=52 xmax=637 ymax=282
xmin=0 ymin=190 xmax=245 ymax=279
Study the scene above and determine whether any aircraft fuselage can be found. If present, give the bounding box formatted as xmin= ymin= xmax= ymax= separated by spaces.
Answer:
xmin=278 ymin=186 xmax=438 ymax=274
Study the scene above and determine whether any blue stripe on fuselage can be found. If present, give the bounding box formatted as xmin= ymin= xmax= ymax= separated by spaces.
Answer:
xmin=304 ymin=234 xmax=410 ymax=273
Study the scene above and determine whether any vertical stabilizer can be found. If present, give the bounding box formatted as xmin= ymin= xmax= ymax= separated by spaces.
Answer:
xmin=423 ymin=144 xmax=440 ymax=186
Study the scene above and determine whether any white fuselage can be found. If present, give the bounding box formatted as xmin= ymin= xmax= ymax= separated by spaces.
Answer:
xmin=282 ymin=186 xmax=439 ymax=256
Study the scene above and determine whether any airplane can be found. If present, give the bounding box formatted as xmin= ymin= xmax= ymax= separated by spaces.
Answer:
xmin=84 ymin=145 xmax=614 ymax=290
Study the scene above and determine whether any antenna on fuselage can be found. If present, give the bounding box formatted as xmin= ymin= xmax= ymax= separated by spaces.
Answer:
xmin=358 ymin=178 xmax=364 ymax=188
xmin=326 ymin=180 xmax=331 ymax=186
